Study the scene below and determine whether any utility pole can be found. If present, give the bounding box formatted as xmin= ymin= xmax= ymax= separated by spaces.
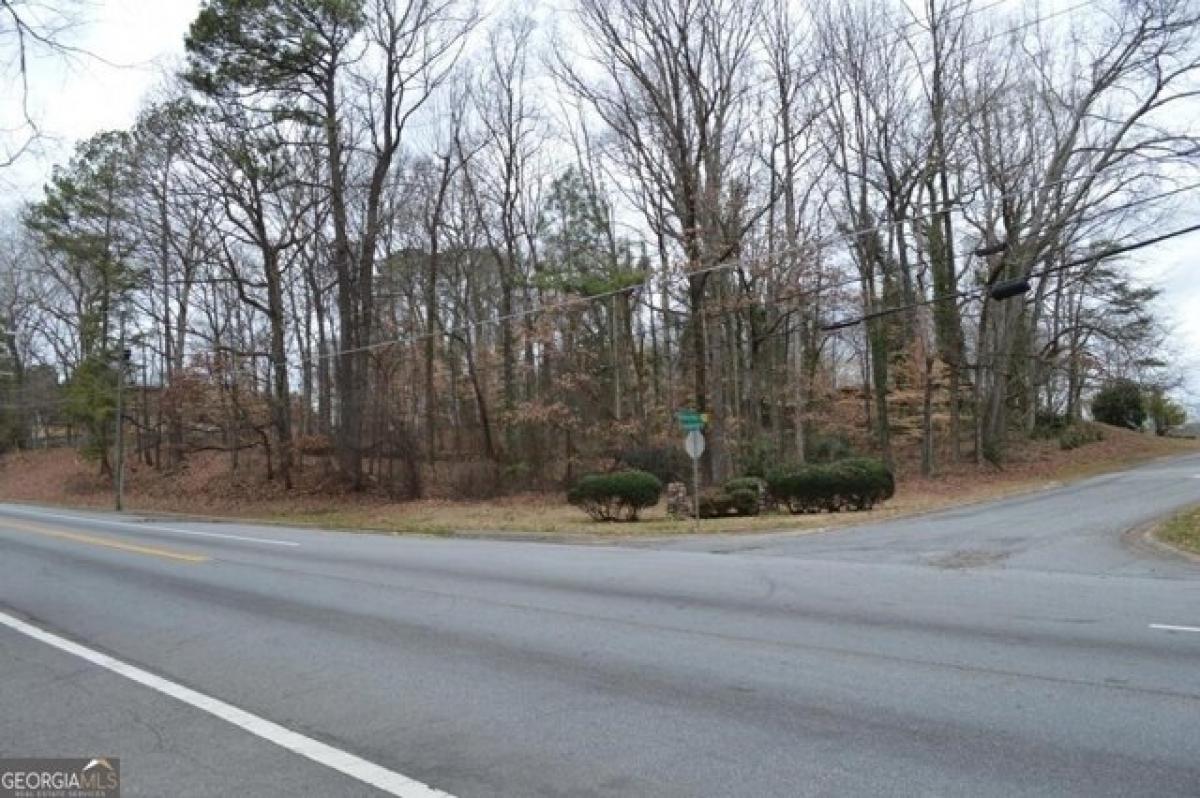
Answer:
xmin=115 ymin=311 xmax=127 ymax=512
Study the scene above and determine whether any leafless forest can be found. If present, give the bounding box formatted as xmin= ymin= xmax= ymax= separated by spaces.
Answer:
xmin=1 ymin=0 xmax=1197 ymax=498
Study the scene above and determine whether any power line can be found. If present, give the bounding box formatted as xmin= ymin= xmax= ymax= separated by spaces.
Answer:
xmin=819 ymin=221 xmax=1200 ymax=332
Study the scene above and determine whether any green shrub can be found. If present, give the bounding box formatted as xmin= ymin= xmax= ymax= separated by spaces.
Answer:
xmin=768 ymin=465 xmax=837 ymax=513
xmin=765 ymin=468 xmax=801 ymax=512
xmin=767 ymin=458 xmax=894 ymax=514
xmin=698 ymin=488 xmax=733 ymax=519
xmin=827 ymin=461 xmax=884 ymax=510
xmin=836 ymin=457 xmax=895 ymax=501
xmin=1058 ymin=423 xmax=1105 ymax=451
xmin=724 ymin=476 xmax=765 ymax=494
xmin=1091 ymin=378 xmax=1145 ymax=430
xmin=725 ymin=477 xmax=765 ymax=516
xmin=1148 ymin=391 xmax=1188 ymax=436
xmin=728 ymin=488 xmax=761 ymax=516
xmin=697 ymin=486 xmax=761 ymax=518
xmin=720 ymin=477 xmax=768 ymax=515
xmin=567 ymin=470 xmax=663 ymax=522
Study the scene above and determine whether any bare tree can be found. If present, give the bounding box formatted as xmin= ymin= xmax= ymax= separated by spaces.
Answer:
xmin=557 ymin=0 xmax=766 ymax=482
xmin=967 ymin=0 xmax=1200 ymax=458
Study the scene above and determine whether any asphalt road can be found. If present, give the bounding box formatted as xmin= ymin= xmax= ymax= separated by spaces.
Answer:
xmin=1 ymin=454 xmax=1199 ymax=797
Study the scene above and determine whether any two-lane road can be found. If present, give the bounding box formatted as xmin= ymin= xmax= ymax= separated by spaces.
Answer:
xmin=2 ymin=455 xmax=1199 ymax=796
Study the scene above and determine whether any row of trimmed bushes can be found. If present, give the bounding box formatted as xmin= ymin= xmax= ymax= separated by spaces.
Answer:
xmin=702 ymin=473 xmax=917 ymax=519
xmin=567 ymin=458 xmax=894 ymax=522
xmin=766 ymin=458 xmax=895 ymax=513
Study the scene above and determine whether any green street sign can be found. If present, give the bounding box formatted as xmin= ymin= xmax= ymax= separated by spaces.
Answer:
xmin=675 ymin=410 xmax=708 ymax=431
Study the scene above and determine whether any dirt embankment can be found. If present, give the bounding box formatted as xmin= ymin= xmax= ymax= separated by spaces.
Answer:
xmin=0 ymin=425 xmax=1195 ymax=538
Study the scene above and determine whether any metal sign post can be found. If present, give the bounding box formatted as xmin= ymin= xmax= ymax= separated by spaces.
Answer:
xmin=114 ymin=312 xmax=126 ymax=512
xmin=684 ymin=429 xmax=705 ymax=533
xmin=676 ymin=409 xmax=709 ymax=532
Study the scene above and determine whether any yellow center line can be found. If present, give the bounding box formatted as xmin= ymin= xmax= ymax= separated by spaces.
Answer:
xmin=0 ymin=519 xmax=210 ymax=564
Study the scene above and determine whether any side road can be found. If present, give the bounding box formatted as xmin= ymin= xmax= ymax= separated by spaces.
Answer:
xmin=640 ymin=453 xmax=1200 ymax=577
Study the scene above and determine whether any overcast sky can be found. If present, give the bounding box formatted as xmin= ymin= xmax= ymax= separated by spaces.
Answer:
xmin=2 ymin=0 xmax=1197 ymax=408
xmin=0 ymin=0 xmax=199 ymax=196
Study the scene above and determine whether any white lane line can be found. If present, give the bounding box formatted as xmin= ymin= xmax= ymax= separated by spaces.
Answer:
xmin=0 ymin=610 xmax=453 ymax=798
xmin=1149 ymin=624 xmax=1200 ymax=634
xmin=0 ymin=507 xmax=300 ymax=548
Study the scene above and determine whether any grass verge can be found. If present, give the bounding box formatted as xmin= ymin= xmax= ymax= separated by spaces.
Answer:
xmin=1156 ymin=506 xmax=1200 ymax=557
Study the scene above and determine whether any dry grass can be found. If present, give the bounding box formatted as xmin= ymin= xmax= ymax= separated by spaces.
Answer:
xmin=0 ymin=425 xmax=1195 ymax=540
xmin=1157 ymin=506 xmax=1200 ymax=556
